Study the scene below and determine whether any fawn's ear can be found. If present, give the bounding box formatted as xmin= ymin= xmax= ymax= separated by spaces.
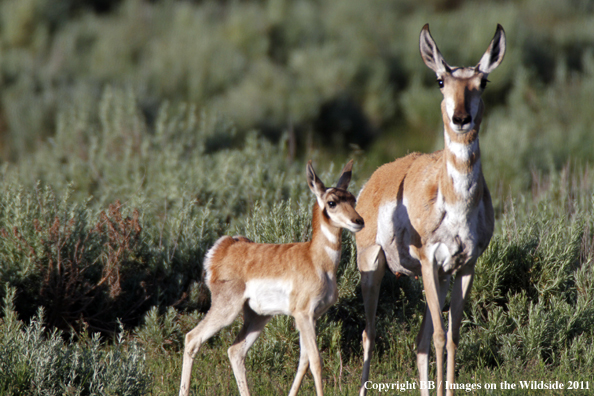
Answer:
xmin=476 ymin=24 xmax=506 ymax=74
xmin=336 ymin=160 xmax=353 ymax=190
xmin=307 ymin=160 xmax=326 ymax=209
xmin=419 ymin=24 xmax=451 ymax=75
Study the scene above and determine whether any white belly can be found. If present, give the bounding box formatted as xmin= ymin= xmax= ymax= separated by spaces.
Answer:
xmin=244 ymin=279 xmax=292 ymax=316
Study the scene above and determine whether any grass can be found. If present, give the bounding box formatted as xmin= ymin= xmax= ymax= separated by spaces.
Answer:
xmin=1 ymin=129 xmax=593 ymax=394
xmin=8 ymin=162 xmax=582 ymax=395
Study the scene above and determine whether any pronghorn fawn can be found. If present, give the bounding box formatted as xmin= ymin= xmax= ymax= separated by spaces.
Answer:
xmin=356 ymin=25 xmax=505 ymax=396
xmin=179 ymin=160 xmax=364 ymax=396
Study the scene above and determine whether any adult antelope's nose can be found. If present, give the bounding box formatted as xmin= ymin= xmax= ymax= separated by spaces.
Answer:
xmin=452 ymin=113 xmax=472 ymax=127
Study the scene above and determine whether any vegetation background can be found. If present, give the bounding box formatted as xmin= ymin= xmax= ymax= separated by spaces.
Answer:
xmin=0 ymin=0 xmax=593 ymax=394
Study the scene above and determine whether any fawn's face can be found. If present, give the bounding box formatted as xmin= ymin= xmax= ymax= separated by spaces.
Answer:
xmin=306 ymin=160 xmax=364 ymax=233
xmin=319 ymin=188 xmax=364 ymax=233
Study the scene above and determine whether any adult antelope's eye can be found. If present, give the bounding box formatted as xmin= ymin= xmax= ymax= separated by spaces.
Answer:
xmin=480 ymin=79 xmax=489 ymax=89
xmin=437 ymin=79 xmax=444 ymax=88
xmin=328 ymin=201 xmax=336 ymax=209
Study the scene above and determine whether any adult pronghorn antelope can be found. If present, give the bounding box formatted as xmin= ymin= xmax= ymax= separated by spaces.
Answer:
xmin=356 ymin=24 xmax=505 ymax=396
xmin=179 ymin=160 xmax=364 ymax=396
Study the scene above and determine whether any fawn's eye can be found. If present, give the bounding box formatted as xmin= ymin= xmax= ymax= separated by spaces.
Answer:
xmin=328 ymin=201 xmax=336 ymax=209
xmin=437 ymin=79 xmax=444 ymax=88
xmin=480 ymin=79 xmax=489 ymax=89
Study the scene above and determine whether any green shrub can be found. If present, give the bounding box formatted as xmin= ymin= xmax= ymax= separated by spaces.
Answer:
xmin=461 ymin=166 xmax=594 ymax=371
xmin=0 ymin=87 xmax=311 ymax=332
xmin=0 ymin=185 xmax=155 ymax=331
xmin=3 ymin=0 xmax=594 ymax=171
xmin=0 ymin=286 xmax=150 ymax=395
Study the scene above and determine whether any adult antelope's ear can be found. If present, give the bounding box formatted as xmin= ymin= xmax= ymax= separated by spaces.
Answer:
xmin=476 ymin=24 xmax=506 ymax=74
xmin=306 ymin=160 xmax=326 ymax=208
xmin=419 ymin=24 xmax=451 ymax=75
xmin=336 ymin=160 xmax=353 ymax=190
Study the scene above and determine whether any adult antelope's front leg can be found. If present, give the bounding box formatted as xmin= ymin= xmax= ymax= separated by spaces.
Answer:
xmin=358 ymin=245 xmax=386 ymax=396
xmin=418 ymin=257 xmax=451 ymax=396
xmin=445 ymin=264 xmax=475 ymax=395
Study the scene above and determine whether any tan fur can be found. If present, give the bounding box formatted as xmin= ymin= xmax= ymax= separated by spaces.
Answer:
xmin=179 ymin=161 xmax=364 ymax=396
xmin=357 ymin=24 xmax=505 ymax=396
xmin=206 ymin=204 xmax=345 ymax=313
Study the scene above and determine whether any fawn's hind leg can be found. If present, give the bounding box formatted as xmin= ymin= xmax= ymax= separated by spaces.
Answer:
xmin=179 ymin=281 xmax=245 ymax=396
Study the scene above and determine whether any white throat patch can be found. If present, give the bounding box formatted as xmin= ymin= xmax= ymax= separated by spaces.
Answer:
xmin=324 ymin=246 xmax=340 ymax=264
xmin=446 ymin=134 xmax=479 ymax=162
xmin=446 ymin=159 xmax=481 ymax=196
xmin=321 ymin=223 xmax=338 ymax=244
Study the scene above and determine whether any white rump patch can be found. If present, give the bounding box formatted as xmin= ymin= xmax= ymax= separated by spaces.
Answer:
xmin=244 ymin=279 xmax=292 ymax=316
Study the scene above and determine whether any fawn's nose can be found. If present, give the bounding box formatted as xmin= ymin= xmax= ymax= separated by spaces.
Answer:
xmin=354 ymin=218 xmax=365 ymax=227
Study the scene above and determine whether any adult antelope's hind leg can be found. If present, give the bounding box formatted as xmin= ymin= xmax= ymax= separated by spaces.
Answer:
xmin=358 ymin=245 xmax=386 ymax=396
xmin=416 ymin=306 xmax=434 ymax=394
xmin=293 ymin=313 xmax=324 ymax=396
xmin=179 ymin=284 xmax=244 ymax=396
xmin=445 ymin=264 xmax=475 ymax=396
xmin=228 ymin=304 xmax=271 ymax=396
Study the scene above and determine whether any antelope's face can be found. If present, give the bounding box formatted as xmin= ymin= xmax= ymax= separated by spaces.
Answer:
xmin=420 ymin=24 xmax=506 ymax=134
xmin=320 ymin=188 xmax=364 ymax=233
xmin=306 ymin=160 xmax=365 ymax=233
xmin=437 ymin=68 xmax=488 ymax=133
